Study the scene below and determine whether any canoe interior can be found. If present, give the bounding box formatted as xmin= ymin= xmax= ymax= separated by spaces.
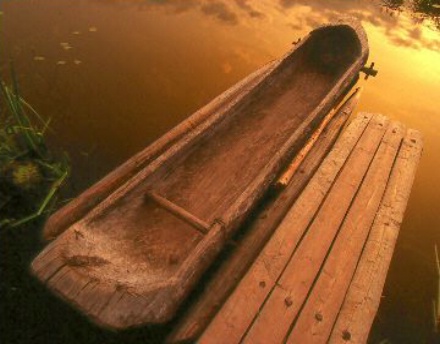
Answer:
xmin=49 ymin=25 xmax=362 ymax=292
xmin=32 ymin=22 xmax=368 ymax=328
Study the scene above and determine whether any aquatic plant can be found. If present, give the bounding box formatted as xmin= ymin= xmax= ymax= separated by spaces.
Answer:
xmin=0 ymin=71 xmax=70 ymax=228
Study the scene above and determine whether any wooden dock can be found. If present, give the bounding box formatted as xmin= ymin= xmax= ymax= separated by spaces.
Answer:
xmin=169 ymin=113 xmax=423 ymax=343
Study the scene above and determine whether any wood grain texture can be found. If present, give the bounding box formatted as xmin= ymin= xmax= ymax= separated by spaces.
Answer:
xmin=198 ymin=113 xmax=373 ymax=344
xmin=42 ymin=59 xmax=279 ymax=241
xmin=199 ymin=120 xmax=422 ymax=344
xmin=240 ymin=115 xmax=389 ymax=344
xmin=329 ymin=129 xmax=423 ymax=344
xmin=167 ymin=87 xmax=361 ymax=344
xmin=146 ymin=192 xmax=210 ymax=234
xmin=286 ymin=121 xmax=406 ymax=343
xmin=275 ymin=87 xmax=362 ymax=189
xmin=32 ymin=19 xmax=369 ymax=329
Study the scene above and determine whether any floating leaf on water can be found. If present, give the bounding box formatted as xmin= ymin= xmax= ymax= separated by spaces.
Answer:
xmin=56 ymin=60 xmax=67 ymax=65
xmin=73 ymin=60 xmax=82 ymax=65
xmin=33 ymin=56 xmax=46 ymax=61
xmin=89 ymin=27 xmax=97 ymax=32
xmin=60 ymin=42 xmax=72 ymax=50
xmin=72 ymin=31 xmax=81 ymax=35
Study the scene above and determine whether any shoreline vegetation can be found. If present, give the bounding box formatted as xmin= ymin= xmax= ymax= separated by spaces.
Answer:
xmin=0 ymin=71 xmax=69 ymax=229
xmin=381 ymin=0 xmax=440 ymax=29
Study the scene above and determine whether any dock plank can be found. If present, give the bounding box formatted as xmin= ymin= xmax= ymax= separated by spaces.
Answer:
xmin=240 ymin=115 xmax=389 ymax=344
xmin=286 ymin=121 xmax=406 ymax=343
xmin=198 ymin=113 xmax=374 ymax=344
xmin=329 ymin=129 xmax=423 ymax=344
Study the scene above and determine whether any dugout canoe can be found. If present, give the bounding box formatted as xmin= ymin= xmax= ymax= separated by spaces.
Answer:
xmin=31 ymin=18 xmax=369 ymax=330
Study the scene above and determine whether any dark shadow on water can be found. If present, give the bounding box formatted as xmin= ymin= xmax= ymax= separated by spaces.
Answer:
xmin=368 ymin=239 xmax=439 ymax=344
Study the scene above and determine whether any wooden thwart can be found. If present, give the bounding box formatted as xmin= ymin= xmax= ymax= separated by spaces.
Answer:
xmin=146 ymin=191 xmax=210 ymax=234
xmin=198 ymin=113 xmax=423 ymax=344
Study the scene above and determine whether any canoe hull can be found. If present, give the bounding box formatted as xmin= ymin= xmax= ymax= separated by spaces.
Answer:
xmin=32 ymin=17 xmax=369 ymax=329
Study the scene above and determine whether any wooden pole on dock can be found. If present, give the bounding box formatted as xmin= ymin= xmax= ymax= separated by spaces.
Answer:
xmin=274 ymin=87 xmax=362 ymax=189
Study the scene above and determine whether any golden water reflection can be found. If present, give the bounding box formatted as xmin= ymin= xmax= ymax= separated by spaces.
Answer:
xmin=1 ymin=0 xmax=439 ymax=342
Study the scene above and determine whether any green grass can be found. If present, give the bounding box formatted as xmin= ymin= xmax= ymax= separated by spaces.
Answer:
xmin=0 ymin=71 xmax=70 ymax=228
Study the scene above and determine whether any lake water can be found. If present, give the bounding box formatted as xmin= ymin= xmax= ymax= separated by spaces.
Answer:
xmin=1 ymin=0 xmax=439 ymax=342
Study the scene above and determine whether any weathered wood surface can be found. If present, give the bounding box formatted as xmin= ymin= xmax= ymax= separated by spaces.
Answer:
xmin=199 ymin=114 xmax=423 ymax=344
xmin=146 ymin=191 xmax=210 ymax=234
xmin=167 ymin=87 xmax=362 ymax=344
xmin=274 ymin=87 xmax=362 ymax=189
xmin=286 ymin=121 xmax=405 ymax=344
xmin=43 ymin=59 xmax=278 ymax=240
xmin=246 ymin=115 xmax=389 ymax=344
xmin=198 ymin=113 xmax=376 ymax=343
xmin=328 ymin=129 xmax=423 ymax=344
xmin=32 ymin=19 xmax=369 ymax=329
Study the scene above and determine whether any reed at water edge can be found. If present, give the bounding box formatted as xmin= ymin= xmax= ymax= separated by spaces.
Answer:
xmin=0 ymin=70 xmax=69 ymax=229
